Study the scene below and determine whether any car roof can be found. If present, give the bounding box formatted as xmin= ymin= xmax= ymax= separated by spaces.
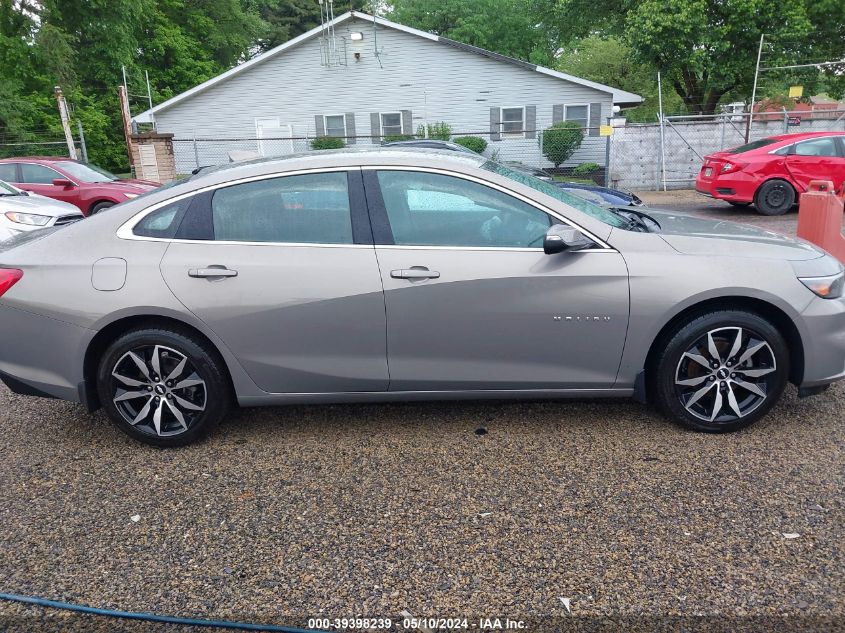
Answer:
xmin=192 ymin=147 xmax=487 ymax=182
xmin=766 ymin=131 xmax=845 ymax=142
xmin=0 ymin=156 xmax=78 ymax=163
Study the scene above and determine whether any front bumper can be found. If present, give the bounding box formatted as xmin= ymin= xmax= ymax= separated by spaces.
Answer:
xmin=799 ymin=295 xmax=845 ymax=388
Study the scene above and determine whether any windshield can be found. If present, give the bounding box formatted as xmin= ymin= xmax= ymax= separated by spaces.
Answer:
xmin=54 ymin=161 xmax=119 ymax=183
xmin=481 ymin=161 xmax=628 ymax=229
xmin=727 ymin=138 xmax=779 ymax=154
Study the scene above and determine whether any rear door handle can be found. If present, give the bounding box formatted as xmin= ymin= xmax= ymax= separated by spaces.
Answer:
xmin=188 ymin=266 xmax=238 ymax=278
xmin=390 ymin=267 xmax=440 ymax=280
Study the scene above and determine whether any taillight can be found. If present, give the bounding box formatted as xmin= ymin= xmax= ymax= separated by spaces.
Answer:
xmin=721 ymin=161 xmax=747 ymax=174
xmin=0 ymin=268 xmax=23 ymax=298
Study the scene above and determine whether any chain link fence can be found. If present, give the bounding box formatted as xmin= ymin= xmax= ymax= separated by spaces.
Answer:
xmin=0 ymin=128 xmax=87 ymax=162
xmin=171 ymin=129 xmax=612 ymax=185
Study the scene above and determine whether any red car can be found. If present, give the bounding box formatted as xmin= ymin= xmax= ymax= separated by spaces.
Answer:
xmin=0 ymin=157 xmax=159 ymax=216
xmin=696 ymin=131 xmax=845 ymax=215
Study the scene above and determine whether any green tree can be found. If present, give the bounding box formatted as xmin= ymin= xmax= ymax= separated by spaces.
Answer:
xmin=538 ymin=0 xmax=828 ymax=114
xmin=540 ymin=120 xmax=583 ymax=167
xmin=556 ymin=35 xmax=684 ymax=120
xmin=388 ymin=0 xmax=556 ymax=65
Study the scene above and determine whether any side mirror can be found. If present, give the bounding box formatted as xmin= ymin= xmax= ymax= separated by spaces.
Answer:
xmin=52 ymin=178 xmax=74 ymax=187
xmin=543 ymin=225 xmax=594 ymax=254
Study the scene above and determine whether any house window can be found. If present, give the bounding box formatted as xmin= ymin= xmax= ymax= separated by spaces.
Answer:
xmin=323 ymin=114 xmax=347 ymax=138
xmin=381 ymin=112 xmax=403 ymax=137
xmin=564 ymin=104 xmax=589 ymax=129
xmin=501 ymin=107 xmax=525 ymax=137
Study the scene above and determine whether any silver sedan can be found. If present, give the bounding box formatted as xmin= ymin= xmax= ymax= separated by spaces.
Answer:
xmin=0 ymin=149 xmax=843 ymax=446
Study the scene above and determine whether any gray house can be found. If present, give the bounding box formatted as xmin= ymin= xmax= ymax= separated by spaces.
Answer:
xmin=134 ymin=11 xmax=642 ymax=173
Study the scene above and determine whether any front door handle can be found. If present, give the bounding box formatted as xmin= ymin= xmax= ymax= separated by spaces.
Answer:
xmin=188 ymin=266 xmax=238 ymax=278
xmin=390 ymin=267 xmax=440 ymax=280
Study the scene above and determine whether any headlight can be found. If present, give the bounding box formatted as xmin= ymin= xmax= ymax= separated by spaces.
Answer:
xmin=124 ymin=193 xmax=138 ymax=199
xmin=4 ymin=212 xmax=51 ymax=226
xmin=799 ymin=270 xmax=844 ymax=299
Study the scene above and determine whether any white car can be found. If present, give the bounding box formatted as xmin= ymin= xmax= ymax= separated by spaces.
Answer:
xmin=0 ymin=179 xmax=83 ymax=241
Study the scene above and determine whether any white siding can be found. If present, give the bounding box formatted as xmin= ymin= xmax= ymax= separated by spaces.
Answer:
xmin=154 ymin=17 xmax=613 ymax=172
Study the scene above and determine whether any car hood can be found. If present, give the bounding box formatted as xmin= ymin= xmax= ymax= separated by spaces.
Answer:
xmin=650 ymin=210 xmax=823 ymax=261
xmin=0 ymin=193 xmax=80 ymax=217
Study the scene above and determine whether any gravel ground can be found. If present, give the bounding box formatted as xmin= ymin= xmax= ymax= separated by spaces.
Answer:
xmin=1 ymin=190 xmax=844 ymax=632
xmin=1 ymin=379 xmax=844 ymax=632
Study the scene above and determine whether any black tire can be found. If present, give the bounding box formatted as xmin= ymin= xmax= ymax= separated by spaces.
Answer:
xmin=652 ymin=310 xmax=789 ymax=433
xmin=89 ymin=201 xmax=115 ymax=215
xmin=96 ymin=327 xmax=231 ymax=447
xmin=754 ymin=180 xmax=795 ymax=216
xmin=727 ymin=201 xmax=751 ymax=208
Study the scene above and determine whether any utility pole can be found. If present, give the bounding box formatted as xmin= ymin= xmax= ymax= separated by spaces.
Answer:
xmin=657 ymin=72 xmax=667 ymax=192
xmin=745 ymin=33 xmax=765 ymax=143
xmin=118 ymin=85 xmax=135 ymax=168
xmin=54 ymin=86 xmax=78 ymax=160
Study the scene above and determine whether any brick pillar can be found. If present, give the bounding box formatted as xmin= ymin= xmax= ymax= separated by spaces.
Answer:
xmin=129 ymin=132 xmax=176 ymax=184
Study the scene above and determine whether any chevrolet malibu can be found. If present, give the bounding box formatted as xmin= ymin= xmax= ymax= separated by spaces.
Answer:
xmin=0 ymin=149 xmax=843 ymax=447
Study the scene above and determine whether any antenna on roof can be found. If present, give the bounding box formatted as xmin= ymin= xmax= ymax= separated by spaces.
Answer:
xmin=317 ymin=0 xmax=346 ymax=67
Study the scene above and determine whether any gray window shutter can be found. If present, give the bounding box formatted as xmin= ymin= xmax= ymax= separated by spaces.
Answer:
xmin=401 ymin=110 xmax=412 ymax=135
xmin=490 ymin=107 xmax=501 ymax=141
xmin=525 ymin=105 xmax=536 ymax=139
xmin=589 ymin=102 xmax=602 ymax=136
xmin=370 ymin=112 xmax=381 ymax=141
xmin=345 ymin=113 xmax=356 ymax=145
xmin=314 ymin=115 xmax=325 ymax=137
xmin=552 ymin=104 xmax=563 ymax=124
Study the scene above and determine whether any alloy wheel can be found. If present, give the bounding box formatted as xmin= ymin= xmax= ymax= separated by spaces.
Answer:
xmin=674 ymin=327 xmax=777 ymax=424
xmin=110 ymin=345 xmax=207 ymax=437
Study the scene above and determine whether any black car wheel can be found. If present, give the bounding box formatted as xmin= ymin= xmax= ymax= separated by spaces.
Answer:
xmin=89 ymin=201 xmax=115 ymax=215
xmin=754 ymin=180 xmax=795 ymax=216
xmin=97 ymin=327 xmax=231 ymax=447
xmin=653 ymin=311 xmax=789 ymax=433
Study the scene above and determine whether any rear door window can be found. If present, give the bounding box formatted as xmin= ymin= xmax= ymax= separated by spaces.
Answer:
xmin=210 ymin=172 xmax=353 ymax=244
xmin=0 ymin=163 xmax=18 ymax=181
xmin=792 ymin=137 xmax=839 ymax=157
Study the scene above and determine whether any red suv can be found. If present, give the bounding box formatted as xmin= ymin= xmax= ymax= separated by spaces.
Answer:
xmin=695 ymin=131 xmax=845 ymax=215
xmin=0 ymin=157 xmax=159 ymax=216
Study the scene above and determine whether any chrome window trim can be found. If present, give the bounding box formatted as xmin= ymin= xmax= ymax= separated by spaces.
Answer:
xmin=118 ymin=164 xmax=616 ymax=252
xmin=362 ymin=164 xmax=614 ymax=250
xmin=767 ymin=135 xmax=844 ymax=156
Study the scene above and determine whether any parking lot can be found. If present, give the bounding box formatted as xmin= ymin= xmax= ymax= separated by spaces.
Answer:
xmin=1 ymin=191 xmax=844 ymax=632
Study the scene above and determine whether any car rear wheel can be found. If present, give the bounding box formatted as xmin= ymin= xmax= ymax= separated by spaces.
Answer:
xmin=653 ymin=311 xmax=789 ymax=433
xmin=89 ymin=201 xmax=115 ymax=215
xmin=96 ymin=328 xmax=231 ymax=447
xmin=754 ymin=180 xmax=795 ymax=216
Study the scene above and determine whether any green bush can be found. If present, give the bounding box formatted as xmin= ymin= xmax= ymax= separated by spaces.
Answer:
xmin=453 ymin=136 xmax=488 ymax=154
xmin=540 ymin=121 xmax=583 ymax=168
xmin=417 ymin=121 xmax=452 ymax=140
xmin=383 ymin=134 xmax=414 ymax=143
xmin=572 ymin=162 xmax=600 ymax=176
xmin=311 ymin=136 xmax=345 ymax=150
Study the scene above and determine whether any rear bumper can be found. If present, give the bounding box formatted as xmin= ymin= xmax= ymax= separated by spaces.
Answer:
xmin=0 ymin=303 xmax=90 ymax=403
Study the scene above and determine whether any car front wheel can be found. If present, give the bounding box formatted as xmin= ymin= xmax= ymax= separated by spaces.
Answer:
xmin=96 ymin=327 xmax=231 ymax=447
xmin=653 ymin=311 xmax=789 ymax=433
